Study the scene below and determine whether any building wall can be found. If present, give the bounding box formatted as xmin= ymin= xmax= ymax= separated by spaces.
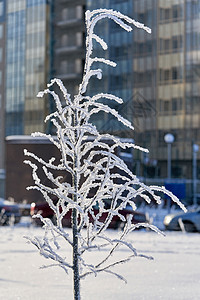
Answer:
xmin=5 ymin=135 xmax=134 ymax=204
xmin=86 ymin=0 xmax=200 ymax=179
xmin=52 ymin=0 xmax=86 ymax=99
xmin=5 ymin=0 xmax=49 ymax=136
xmin=5 ymin=136 xmax=62 ymax=203
xmin=86 ymin=0 xmax=134 ymax=135
xmin=24 ymin=1 xmax=49 ymax=134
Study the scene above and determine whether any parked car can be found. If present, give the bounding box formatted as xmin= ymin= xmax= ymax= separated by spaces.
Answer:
xmin=19 ymin=203 xmax=31 ymax=216
xmin=0 ymin=198 xmax=21 ymax=225
xmin=30 ymin=200 xmax=148 ymax=229
xmin=164 ymin=208 xmax=200 ymax=232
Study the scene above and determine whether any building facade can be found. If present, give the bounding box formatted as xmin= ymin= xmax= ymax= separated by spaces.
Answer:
xmin=52 ymin=0 xmax=86 ymax=99
xmin=0 ymin=0 xmax=50 ymax=197
xmin=6 ymin=0 xmax=49 ymax=137
xmin=86 ymin=0 xmax=134 ymax=135
xmin=86 ymin=0 xmax=200 ymax=181
xmin=2 ymin=0 xmax=200 ymax=200
xmin=133 ymin=0 xmax=200 ymax=179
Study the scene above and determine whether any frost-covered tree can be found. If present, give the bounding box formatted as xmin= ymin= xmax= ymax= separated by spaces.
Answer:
xmin=24 ymin=9 xmax=186 ymax=300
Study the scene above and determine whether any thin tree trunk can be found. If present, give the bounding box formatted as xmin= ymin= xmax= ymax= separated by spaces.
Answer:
xmin=72 ymin=207 xmax=80 ymax=300
xmin=72 ymin=112 xmax=80 ymax=300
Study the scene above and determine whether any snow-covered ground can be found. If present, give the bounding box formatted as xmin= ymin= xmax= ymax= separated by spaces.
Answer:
xmin=0 ymin=219 xmax=200 ymax=300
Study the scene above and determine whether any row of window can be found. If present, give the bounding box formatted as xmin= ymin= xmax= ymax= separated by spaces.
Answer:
xmin=159 ymin=67 xmax=183 ymax=83
xmin=59 ymin=32 xmax=83 ymax=48
xmin=160 ymin=96 xmax=200 ymax=114
xmin=160 ymin=98 xmax=182 ymax=114
xmin=159 ymin=5 xmax=183 ymax=24
xmin=134 ymin=5 xmax=183 ymax=26
xmin=59 ymin=59 xmax=82 ymax=74
xmin=136 ymin=9 xmax=156 ymax=28
xmin=159 ymin=66 xmax=200 ymax=83
xmin=133 ymin=40 xmax=155 ymax=56
xmin=134 ymin=70 xmax=156 ymax=86
xmin=110 ymin=45 xmax=132 ymax=60
xmin=109 ymin=33 xmax=200 ymax=57
xmin=6 ymin=111 xmax=24 ymax=136
xmin=61 ymin=6 xmax=82 ymax=21
xmin=158 ymin=129 xmax=200 ymax=144
xmin=159 ymin=35 xmax=183 ymax=53
xmin=133 ymin=35 xmax=183 ymax=57
xmin=110 ymin=74 xmax=132 ymax=90
xmin=137 ymin=129 xmax=200 ymax=150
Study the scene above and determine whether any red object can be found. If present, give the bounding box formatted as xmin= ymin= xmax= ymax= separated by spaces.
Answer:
xmin=30 ymin=200 xmax=148 ymax=229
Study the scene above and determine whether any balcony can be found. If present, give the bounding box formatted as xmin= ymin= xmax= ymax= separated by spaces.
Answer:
xmin=55 ymin=46 xmax=85 ymax=56
xmin=56 ymin=18 xmax=84 ymax=29
xmin=56 ymin=72 xmax=82 ymax=81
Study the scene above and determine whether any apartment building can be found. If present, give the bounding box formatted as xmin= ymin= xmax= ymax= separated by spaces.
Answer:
xmin=87 ymin=0 xmax=200 ymax=180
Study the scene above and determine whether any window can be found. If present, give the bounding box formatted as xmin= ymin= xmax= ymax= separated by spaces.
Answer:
xmin=173 ymin=4 xmax=184 ymax=21
xmin=164 ymin=70 xmax=170 ymax=81
xmin=159 ymin=8 xmax=170 ymax=22
xmin=139 ymin=13 xmax=145 ymax=23
xmin=68 ymin=33 xmax=76 ymax=46
xmin=172 ymin=36 xmax=178 ymax=50
xmin=62 ymin=7 xmax=76 ymax=20
xmin=172 ymin=98 xmax=177 ymax=111
xmin=172 ymin=67 xmax=178 ymax=80
xmin=61 ymin=34 xmax=67 ymax=47
xmin=67 ymin=61 xmax=74 ymax=73
xmin=164 ymin=39 xmax=170 ymax=51
xmin=172 ymin=35 xmax=183 ymax=51
xmin=172 ymin=98 xmax=183 ymax=114
xmin=165 ymin=9 xmax=170 ymax=20
xmin=164 ymin=100 xmax=170 ymax=111
xmin=146 ymin=41 xmax=152 ymax=53
xmin=172 ymin=5 xmax=178 ymax=19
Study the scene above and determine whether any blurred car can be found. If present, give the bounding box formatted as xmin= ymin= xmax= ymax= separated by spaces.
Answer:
xmin=164 ymin=208 xmax=200 ymax=232
xmin=0 ymin=198 xmax=21 ymax=225
xmin=30 ymin=200 xmax=148 ymax=229
xmin=19 ymin=203 xmax=31 ymax=216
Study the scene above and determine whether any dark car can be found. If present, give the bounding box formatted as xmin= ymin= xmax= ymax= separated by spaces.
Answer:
xmin=30 ymin=200 xmax=148 ymax=229
xmin=0 ymin=198 xmax=21 ymax=225
xmin=164 ymin=208 xmax=200 ymax=232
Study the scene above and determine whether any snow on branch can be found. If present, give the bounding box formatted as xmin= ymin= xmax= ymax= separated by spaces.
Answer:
xmin=24 ymin=9 xmax=187 ymax=299
xmin=79 ymin=9 xmax=151 ymax=95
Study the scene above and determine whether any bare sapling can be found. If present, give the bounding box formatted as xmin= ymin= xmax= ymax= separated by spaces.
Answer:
xmin=24 ymin=9 xmax=186 ymax=300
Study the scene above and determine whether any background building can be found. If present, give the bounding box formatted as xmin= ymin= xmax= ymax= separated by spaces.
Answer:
xmin=133 ymin=0 xmax=200 ymax=181
xmin=0 ymin=0 xmax=50 ymax=197
xmin=6 ymin=0 xmax=49 ymax=136
xmin=87 ymin=0 xmax=200 ymax=184
xmin=1 ymin=0 xmax=200 ymax=203
xmin=52 ymin=0 xmax=85 ymax=99
xmin=86 ymin=0 xmax=134 ymax=135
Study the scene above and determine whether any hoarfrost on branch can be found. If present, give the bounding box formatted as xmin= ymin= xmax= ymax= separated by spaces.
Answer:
xmin=24 ymin=9 xmax=186 ymax=299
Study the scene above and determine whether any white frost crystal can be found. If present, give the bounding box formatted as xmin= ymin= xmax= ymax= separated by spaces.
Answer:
xmin=24 ymin=9 xmax=186 ymax=300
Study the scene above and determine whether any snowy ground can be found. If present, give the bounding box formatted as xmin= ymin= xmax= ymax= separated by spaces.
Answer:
xmin=0 ymin=219 xmax=200 ymax=300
